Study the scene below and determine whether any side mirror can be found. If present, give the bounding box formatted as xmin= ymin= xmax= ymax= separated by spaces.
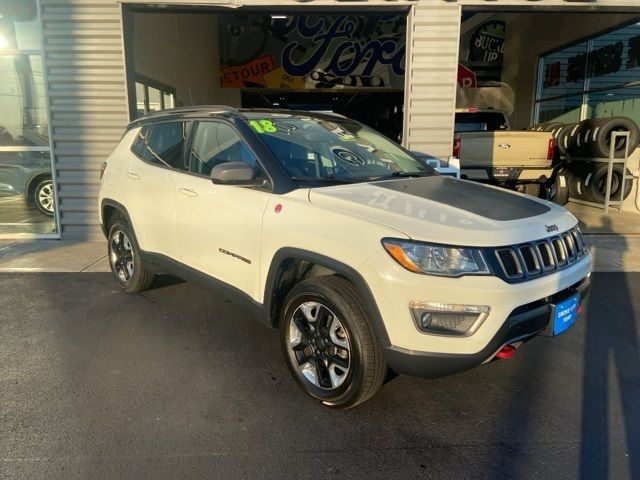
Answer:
xmin=211 ymin=161 xmax=257 ymax=185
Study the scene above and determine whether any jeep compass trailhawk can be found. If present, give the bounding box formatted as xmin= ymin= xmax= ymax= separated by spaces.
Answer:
xmin=98 ymin=107 xmax=592 ymax=408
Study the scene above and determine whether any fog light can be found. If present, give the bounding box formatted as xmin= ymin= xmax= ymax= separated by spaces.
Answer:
xmin=409 ymin=301 xmax=490 ymax=336
xmin=420 ymin=312 xmax=433 ymax=329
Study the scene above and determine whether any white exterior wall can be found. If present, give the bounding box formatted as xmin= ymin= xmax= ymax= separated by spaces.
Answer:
xmin=41 ymin=0 xmax=639 ymax=238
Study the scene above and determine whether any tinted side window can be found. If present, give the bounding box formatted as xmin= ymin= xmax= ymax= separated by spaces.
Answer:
xmin=189 ymin=122 xmax=258 ymax=176
xmin=131 ymin=125 xmax=150 ymax=158
xmin=145 ymin=122 xmax=187 ymax=170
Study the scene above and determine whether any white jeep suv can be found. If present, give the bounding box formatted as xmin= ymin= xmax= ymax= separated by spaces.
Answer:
xmin=98 ymin=107 xmax=592 ymax=408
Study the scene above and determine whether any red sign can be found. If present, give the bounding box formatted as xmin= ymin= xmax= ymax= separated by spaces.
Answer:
xmin=220 ymin=55 xmax=276 ymax=88
xmin=457 ymin=64 xmax=477 ymax=88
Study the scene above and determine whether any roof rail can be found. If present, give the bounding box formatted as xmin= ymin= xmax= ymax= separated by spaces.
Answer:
xmin=143 ymin=105 xmax=241 ymax=117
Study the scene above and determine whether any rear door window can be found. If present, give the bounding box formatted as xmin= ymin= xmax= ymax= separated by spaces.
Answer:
xmin=143 ymin=122 xmax=188 ymax=170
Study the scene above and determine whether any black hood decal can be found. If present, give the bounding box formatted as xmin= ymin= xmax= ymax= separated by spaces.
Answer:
xmin=375 ymin=176 xmax=550 ymax=221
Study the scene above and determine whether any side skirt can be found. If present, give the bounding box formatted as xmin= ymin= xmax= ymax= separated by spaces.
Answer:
xmin=139 ymin=251 xmax=268 ymax=326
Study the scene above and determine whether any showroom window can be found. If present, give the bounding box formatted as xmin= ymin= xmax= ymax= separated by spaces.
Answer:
xmin=135 ymin=76 xmax=176 ymax=117
xmin=0 ymin=0 xmax=58 ymax=236
xmin=535 ymin=20 xmax=640 ymax=124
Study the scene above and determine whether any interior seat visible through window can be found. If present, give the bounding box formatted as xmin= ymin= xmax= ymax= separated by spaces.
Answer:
xmin=189 ymin=121 xmax=257 ymax=176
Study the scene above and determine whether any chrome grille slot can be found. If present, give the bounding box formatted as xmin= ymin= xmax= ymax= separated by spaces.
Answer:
xmin=496 ymin=248 xmax=522 ymax=278
xmin=552 ymin=237 xmax=567 ymax=265
xmin=571 ymin=229 xmax=584 ymax=255
xmin=518 ymin=245 xmax=541 ymax=274
xmin=536 ymin=241 xmax=555 ymax=270
xmin=563 ymin=233 xmax=576 ymax=261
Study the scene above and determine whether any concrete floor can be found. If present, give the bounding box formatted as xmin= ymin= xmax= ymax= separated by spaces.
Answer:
xmin=0 ymin=272 xmax=638 ymax=479
xmin=566 ymin=201 xmax=640 ymax=235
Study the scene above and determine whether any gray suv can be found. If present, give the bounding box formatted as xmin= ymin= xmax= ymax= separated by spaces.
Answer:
xmin=0 ymin=151 xmax=54 ymax=216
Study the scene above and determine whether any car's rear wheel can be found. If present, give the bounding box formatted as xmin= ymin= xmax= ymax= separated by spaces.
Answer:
xmin=33 ymin=178 xmax=55 ymax=216
xmin=108 ymin=219 xmax=156 ymax=293
xmin=280 ymin=276 xmax=386 ymax=408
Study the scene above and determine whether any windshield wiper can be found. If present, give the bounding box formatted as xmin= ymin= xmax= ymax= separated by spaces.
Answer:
xmin=290 ymin=175 xmax=358 ymax=184
xmin=371 ymin=171 xmax=434 ymax=181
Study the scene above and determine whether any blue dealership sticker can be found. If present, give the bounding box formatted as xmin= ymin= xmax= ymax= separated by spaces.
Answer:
xmin=553 ymin=294 xmax=580 ymax=336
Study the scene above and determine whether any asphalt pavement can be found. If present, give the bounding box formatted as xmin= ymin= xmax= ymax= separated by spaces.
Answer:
xmin=0 ymin=272 xmax=638 ymax=479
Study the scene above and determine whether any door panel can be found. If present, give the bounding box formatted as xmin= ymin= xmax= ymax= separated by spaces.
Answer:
xmin=126 ymin=158 xmax=180 ymax=256
xmin=125 ymin=121 xmax=188 ymax=257
xmin=174 ymin=120 xmax=271 ymax=300
xmin=174 ymin=176 xmax=270 ymax=300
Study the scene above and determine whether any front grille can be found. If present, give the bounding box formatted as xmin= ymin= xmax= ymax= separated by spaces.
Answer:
xmin=496 ymin=249 xmax=522 ymax=278
xmin=492 ymin=227 xmax=588 ymax=283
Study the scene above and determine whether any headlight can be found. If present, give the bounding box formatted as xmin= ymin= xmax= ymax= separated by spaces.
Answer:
xmin=382 ymin=238 xmax=490 ymax=277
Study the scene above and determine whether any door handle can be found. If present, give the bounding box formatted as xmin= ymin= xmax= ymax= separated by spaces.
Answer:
xmin=127 ymin=171 xmax=140 ymax=180
xmin=177 ymin=187 xmax=198 ymax=197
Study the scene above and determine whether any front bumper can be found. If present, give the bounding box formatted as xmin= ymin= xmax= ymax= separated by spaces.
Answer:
xmin=384 ymin=274 xmax=590 ymax=378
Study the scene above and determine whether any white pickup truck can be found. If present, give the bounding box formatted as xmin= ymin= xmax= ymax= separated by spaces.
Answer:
xmin=454 ymin=108 xmax=556 ymax=196
xmin=98 ymin=107 xmax=592 ymax=408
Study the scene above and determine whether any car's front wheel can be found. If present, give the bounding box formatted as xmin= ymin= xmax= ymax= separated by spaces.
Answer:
xmin=33 ymin=178 xmax=55 ymax=216
xmin=280 ymin=276 xmax=386 ymax=408
xmin=107 ymin=218 xmax=156 ymax=293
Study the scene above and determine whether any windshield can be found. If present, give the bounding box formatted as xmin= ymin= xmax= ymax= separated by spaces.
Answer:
xmin=245 ymin=114 xmax=435 ymax=184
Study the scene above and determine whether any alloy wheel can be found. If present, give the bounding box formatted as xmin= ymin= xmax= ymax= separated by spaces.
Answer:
xmin=288 ymin=301 xmax=351 ymax=390
xmin=37 ymin=181 xmax=54 ymax=213
xmin=109 ymin=229 xmax=134 ymax=282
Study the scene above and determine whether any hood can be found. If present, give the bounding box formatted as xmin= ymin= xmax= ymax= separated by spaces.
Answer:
xmin=308 ymin=176 xmax=577 ymax=247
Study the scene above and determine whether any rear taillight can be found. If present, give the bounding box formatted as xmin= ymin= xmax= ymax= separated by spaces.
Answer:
xmin=452 ymin=138 xmax=461 ymax=158
xmin=100 ymin=162 xmax=107 ymax=180
xmin=547 ymin=138 xmax=555 ymax=160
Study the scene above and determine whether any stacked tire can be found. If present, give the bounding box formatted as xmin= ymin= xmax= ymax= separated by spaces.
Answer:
xmin=565 ymin=161 xmax=633 ymax=204
xmin=530 ymin=116 xmax=640 ymax=159
xmin=530 ymin=116 xmax=639 ymax=205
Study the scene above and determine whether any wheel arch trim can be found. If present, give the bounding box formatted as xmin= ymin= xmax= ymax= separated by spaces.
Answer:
xmin=263 ymin=248 xmax=390 ymax=346
xmin=25 ymin=171 xmax=52 ymax=200
xmin=100 ymin=199 xmax=134 ymax=239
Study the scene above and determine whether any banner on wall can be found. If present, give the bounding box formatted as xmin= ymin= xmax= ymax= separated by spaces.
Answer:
xmin=219 ymin=14 xmax=406 ymax=90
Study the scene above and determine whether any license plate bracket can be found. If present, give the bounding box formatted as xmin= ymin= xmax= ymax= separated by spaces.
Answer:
xmin=550 ymin=294 xmax=580 ymax=336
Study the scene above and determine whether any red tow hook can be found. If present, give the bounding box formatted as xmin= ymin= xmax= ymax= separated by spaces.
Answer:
xmin=496 ymin=344 xmax=516 ymax=359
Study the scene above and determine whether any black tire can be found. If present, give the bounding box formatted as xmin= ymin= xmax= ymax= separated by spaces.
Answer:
xmin=569 ymin=119 xmax=600 ymax=157
xmin=107 ymin=218 xmax=156 ymax=293
xmin=555 ymin=123 xmax=578 ymax=156
xmin=542 ymin=122 xmax=563 ymax=132
xmin=33 ymin=178 xmax=55 ymax=216
xmin=591 ymin=116 xmax=640 ymax=159
xmin=550 ymin=168 xmax=570 ymax=205
xmin=584 ymin=164 xmax=633 ymax=203
xmin=566 ymin=161 xmax=592 ymax=200
xmin=280 ymin=276 xmax=386 ymax=409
